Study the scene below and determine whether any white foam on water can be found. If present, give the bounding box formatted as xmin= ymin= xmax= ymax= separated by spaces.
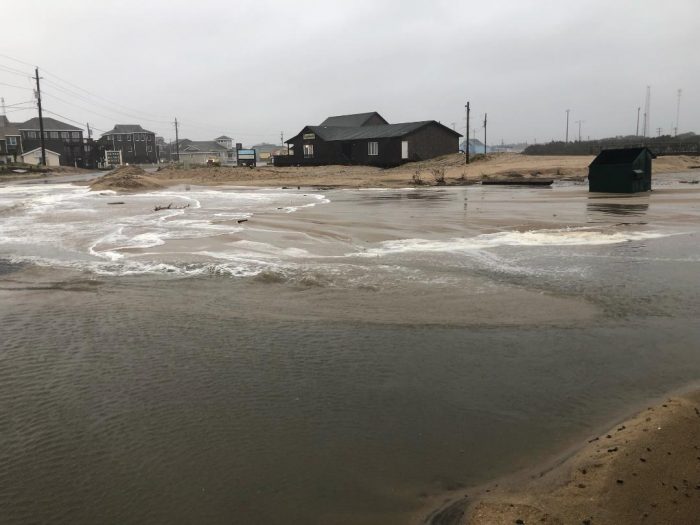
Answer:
xmin=0 ymin=183 xmax=330 ymax=277
xmin=353 ymin=228 xmax=673 ymax=257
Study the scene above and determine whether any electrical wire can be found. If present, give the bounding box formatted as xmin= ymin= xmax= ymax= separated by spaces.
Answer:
xmin=0 ymin=81 xmax=34 ymax=91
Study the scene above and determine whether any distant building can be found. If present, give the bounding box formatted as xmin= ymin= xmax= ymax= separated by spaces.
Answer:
xmin=100 ymin=124 xmax=157 ymax=164
xmin=589 ymin=147 xmax=654 ymax=193
xmin=176 ymin=139 xmax=235 ymax=165
xmin=18 ymin=117 xmax=85 ymax=167
xmin=215 ymin=135 xmax=234 ymax=149
xmin=0 ymin=115 xmax=22 ymax=164
xmin=251 ymin=142 xmax=287 ymax=165
xmin=275 ymin=111 xmax=461 ymax=167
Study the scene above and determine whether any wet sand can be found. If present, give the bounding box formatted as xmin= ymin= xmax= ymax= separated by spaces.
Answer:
xmin=3 ymin=173 xmax=700 ymax=525
xmin=422 ymin=388 xmax=700 ymax=525
xmin=84 ymin=153 xmax=700 ymax=191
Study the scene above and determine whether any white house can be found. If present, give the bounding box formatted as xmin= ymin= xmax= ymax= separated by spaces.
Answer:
xmin=21 ymin=147 xmax=61 ymax=167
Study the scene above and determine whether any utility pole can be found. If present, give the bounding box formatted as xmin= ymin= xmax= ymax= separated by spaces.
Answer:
xmin=280 ymin=131 xmax=284 ymax=145
xmin=0 ymin=97 xmax=5 ymax=116
xmin=174 ymin=118 xmax=180 ymax=162
xmin=675 ymin=89 xmax=682 ymax=136
xmin=575 ymin=120 xmax=583 ymax=142
xmin=34 ymin=67 xmax=46 ymax=166
xmin=86 ymin=122 xmax=92 ymax=140
xmin=465 ymin=101 xmax=470 ymax=164
xmin=483 ymin=113 xmax=487 ymax=154
xmin=636 ymin=107 xmax=640 ymax=136
xmin=656 ymin=127 xmax=663 ymax=137
xmin=643 ymin=85 xmax=651 ymax=138
xmin=565 ymin=109 xmax=570 ymax=143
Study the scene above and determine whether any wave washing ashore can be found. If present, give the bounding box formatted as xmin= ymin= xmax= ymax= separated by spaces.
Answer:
xmin=1 ymin=172 xmax=700 ymax=525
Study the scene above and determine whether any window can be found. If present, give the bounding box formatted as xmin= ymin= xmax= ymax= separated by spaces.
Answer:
xmin=71 ymin=132 xmax=80 ymax=139
xmin=8 ymin=136 xmax=17 ymax=146
xmin=43 ymin=132 xmax=49 ymax=139
xmin=126 ymin=134 xmax=132 ymax=141
xmin=61 ymin=132 xmax=70 ymax=139
xmin=147 ymin=134 xmax=152 ymax=142
xmin=368 ymin=142 xmax=379 ymax=156
xmin=147 ymin=146 xmax=152 ymax=152
xmin=50 ymin=131 xmax=59 ymax=139
xmin=117 ymin=135 xmax=122 ymax=141
xmin=128 ymin=146 xmax=132 ymax=153
xmin=28 ymin=131 xmax=36 ymax=139
xmin=303 ymin=144 xmax=314 ymax=158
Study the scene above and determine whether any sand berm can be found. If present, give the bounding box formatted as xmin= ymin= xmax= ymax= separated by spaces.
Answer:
xmin=421 ymin=389 xmax=700 ymax=525
xmin=88 ymin=153 xmax=700 ymax=192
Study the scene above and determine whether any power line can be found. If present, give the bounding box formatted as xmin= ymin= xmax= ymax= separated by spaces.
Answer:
xmin=0 ymin=81 xmax=34 ymax=91
xmin=42 ymin=108 xmax=107 ymax=133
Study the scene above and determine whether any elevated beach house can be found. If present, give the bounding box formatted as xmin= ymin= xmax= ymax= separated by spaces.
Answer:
xmin=101 ymin=124 xmax=157 ymax=164
xmin=589 ymin=147 xmax=654 ymax=193
xmin=274 ymin=111 xmax=461 ymax=167
xmin=18 ymin=117 xmax=84 ymax=167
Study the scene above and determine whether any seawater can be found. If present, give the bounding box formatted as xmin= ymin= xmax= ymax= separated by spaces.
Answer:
xmin=1 ymin=178 xmax=700 ymax=524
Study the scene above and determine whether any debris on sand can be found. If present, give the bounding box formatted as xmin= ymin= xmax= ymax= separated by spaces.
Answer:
xmin=154 ymin=203 xmax=190 ymax=212
xmin=90 ymin=166 xmax=164 ymax=192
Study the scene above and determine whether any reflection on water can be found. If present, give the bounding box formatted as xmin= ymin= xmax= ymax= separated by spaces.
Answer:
xmin=1 ymin=183 xmax=700 ymax=525
xmin=587 ymin=199 xmax=650 ymax=224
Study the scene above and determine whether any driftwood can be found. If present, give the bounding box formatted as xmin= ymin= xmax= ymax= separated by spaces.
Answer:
xmin=154 ymin=203 xmax=190 ymax=212
xmin=107 ymin=201 xmax=125 ymax=205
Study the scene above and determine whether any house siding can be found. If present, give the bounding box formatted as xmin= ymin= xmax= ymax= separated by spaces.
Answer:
xmin=102 ymin=133 xmax=157 ymax=164
xmin=21 ymin=133 xmax=84 ymax=167
xmin=277 ymin=122 xmax=459 ymax=167
xmin=404 ymin=124 xmax=460 ymax=161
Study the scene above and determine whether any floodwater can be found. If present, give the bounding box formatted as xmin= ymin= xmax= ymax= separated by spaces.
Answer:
xmin=1 ymin=175 xmax=700 ymax=524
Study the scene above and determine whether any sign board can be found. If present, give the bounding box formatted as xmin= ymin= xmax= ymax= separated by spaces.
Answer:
xmin=105 ymin=150 xmax=122 ymax=166
xmin=302 ymin=133 xmax=316 ymax=140
xmin=237 ymin=149 xmax=256 ymax=160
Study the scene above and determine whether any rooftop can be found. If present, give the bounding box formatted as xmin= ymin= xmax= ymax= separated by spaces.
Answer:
xmin=19 ymin=117 xmax=82 ymax=132
xmin=102 ymin=124 xmax=155 ymax=135
xmin=319 ymin=112 xmax=387 ymax=127
xmin=296 ymin=121 xmax=461 ymax=142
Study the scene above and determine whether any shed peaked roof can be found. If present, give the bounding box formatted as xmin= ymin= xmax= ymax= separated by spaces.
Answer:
xmin=320 ymin=112 xmax=387 ymax=127
xmin=590 ymin=147 xmax=654 ymax=166
xmin=297 ymin=121 xmax=461 ymax=142
xmin=102 ymin=124 xmax=154 ymax=135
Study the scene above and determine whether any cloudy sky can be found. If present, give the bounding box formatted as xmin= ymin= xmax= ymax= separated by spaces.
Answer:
xmin=1 ymin=0 xmax=698 ymax=146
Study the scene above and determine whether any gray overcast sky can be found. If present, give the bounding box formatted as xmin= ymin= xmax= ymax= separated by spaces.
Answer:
xmin=1 ymin=0 xmax=698 ymax=146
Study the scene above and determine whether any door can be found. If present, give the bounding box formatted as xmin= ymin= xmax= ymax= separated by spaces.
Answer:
xmin=341 ymin=142 xmax=352 ymax=161
xmin=401 ymin=141 xmax=408 ymax=159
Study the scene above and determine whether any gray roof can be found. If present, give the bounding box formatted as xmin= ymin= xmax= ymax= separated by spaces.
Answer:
xmin=299 ymin=121 xmax=461 ymax=141
xmin=178 ymin=140 xmax=229 ymax=152
xmin=0 ymin=115 xmax=21 ymax=139
xmin=215 ymin=135 xmax=232 ymax=140
xmin=102 ymin=124 xmax=154 ymax=135
xmin=320 ymin=112 xmax=387 ymax=127
xmin=19 ymin=117 xmax=82 ymax=132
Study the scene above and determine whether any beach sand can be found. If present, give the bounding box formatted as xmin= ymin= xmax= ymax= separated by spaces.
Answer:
xmin=85 ymin=153 xmax=700 ymax=192
xmin=424 ymin=389 xmax=700 ymax=525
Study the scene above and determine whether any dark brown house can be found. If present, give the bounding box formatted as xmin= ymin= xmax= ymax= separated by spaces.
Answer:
xmin=274 ymin=112 xmax=461 ymax=167
xmin=18 ymin=117 xmax=84 ymax=167
xmin=100 ymin=124 xmax=157 ymax=164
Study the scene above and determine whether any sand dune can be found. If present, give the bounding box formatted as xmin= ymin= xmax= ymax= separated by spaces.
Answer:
xmin=95 ymin=153 xmax=699 ymax=191
xmin=424 ymin=389 xmax=700 ymax=525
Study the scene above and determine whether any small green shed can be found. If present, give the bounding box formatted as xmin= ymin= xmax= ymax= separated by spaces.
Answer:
xmin=588 ymin=147 xmax=655 ymax=193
